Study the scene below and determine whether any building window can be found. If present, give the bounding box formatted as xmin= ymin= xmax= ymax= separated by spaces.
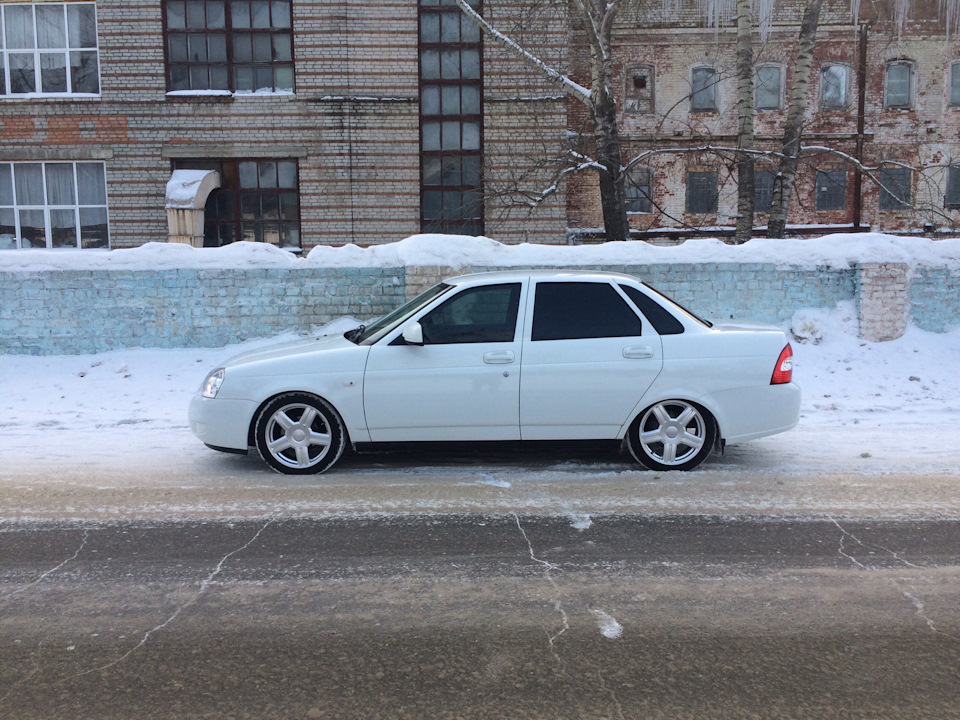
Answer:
xmin=815 ymin=168 xmax=847 ymax=211
xmin=884 ymin=61 xmax=913 ymax=109
xmin=174 ymin=158 xmax=300 ymax=248
xmin=878 ymin=167 xmax=911 ymax=210
xmin=820 ymin=64 xmax=849 ymax=109
xmin=1 ymin=2 xmax=100 ymax=96
xmin=950 ymin=62 xmax=960 ymax=107
xmin=945 ymin=166 xmax=960 ymax=207
xmin=686 ymin=170 xmax=718 ymax=214
xmin=691 ymin=67 xmax=717 ymax=112
xmin=625 ymin=65 xmax=654 ymax=114
xmin=625 ymin=167 xmax=653 ymax=213
xmin=420 ymin=0 xmax=483 ymax=236
xmin=164 ymin=0 xmax=294 ymax=93
xmin=754 ymin=169 xmax=776 ymax=213
xmin=755 ymin=65 xmax=782 ymax=110
xmin=0 ymin=161 xmax=108 ymax=249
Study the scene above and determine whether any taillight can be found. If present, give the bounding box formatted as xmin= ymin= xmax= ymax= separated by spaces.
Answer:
xmin=771 ymin=343 xmax=793 ymax=385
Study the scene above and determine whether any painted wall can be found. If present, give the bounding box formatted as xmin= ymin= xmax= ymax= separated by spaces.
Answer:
xmin=2 ymin=263 xmax=955 ymax=355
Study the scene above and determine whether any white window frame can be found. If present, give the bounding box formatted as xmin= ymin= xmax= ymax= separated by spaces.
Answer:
xmin=691 ymin=66 xmax=718 ymax=112
xmin=820 ymin=63 xmax=850 ymax=110
xmin=0 ymin=161 xmax=110 ymax=250
xmin=755 ymin=64 xmax=784 ymax=111
xmin=0 ymin=2 xmax=101 ymax=98
xmin=948 ymin=61 xmax=960 ymax=107
xmin=884 ymin=60 xmax=914 ymax=109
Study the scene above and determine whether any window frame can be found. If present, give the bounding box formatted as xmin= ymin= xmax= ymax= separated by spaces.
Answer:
xmin=815 ymin=167 xmax=848 ymax=212
xmin=161 ymin=0 xmax=295 ymax=94
xmin=531 ymin=281 xmax=643 ymax=342
xmin=878 ymin=166 xmax=912 ymax=210
xmin=172 ymin=157 xmax=302 ymax=249
xmin=820 ymin=63 xmax=850 ymax=110
xmin=690 ymin=66 xmax=718 ymax=112
xmin=418 ymin=282 xmax=521 ymax=345
xmin=685 ymin=169 xmax=719 ymax=214
xmin=0 ymin=160 xmax=110 ymax=249
xmin=625 ymin=64 xmax=655 ymax=114
xmin=884 ymin=60 xmax=914 ymax=110
xmin=950 ymin=61 xmax=960 ymax=107
xmin=754 ymin=169 xmax=776 ymax=213
xmin=754 ymin=64 xmax=783 ymax=111
xmin=625 ymin=166 xmax=653 ymax=214
xmin=419 ymin=0 xmax=484 ymax=236
xmin=945 ymin=166 xmax=960 ymax=208
xmin=0 ymin=2 xmax=101 ymax=98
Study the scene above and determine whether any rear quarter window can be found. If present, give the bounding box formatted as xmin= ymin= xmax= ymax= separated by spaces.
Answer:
xmin=620 ymin=285 xmax=685 ymax=335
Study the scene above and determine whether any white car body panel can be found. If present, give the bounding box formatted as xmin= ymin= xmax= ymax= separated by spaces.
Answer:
xmin=187 ymin=270 xmax=801 ymax=470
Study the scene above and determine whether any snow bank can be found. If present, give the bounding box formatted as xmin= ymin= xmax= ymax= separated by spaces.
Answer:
xmin=2 ymin=232 xmax=959 ymax=273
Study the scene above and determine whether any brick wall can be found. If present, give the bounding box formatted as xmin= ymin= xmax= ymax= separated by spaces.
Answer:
xmin=2 ymin=262 xmax=955 ymax=355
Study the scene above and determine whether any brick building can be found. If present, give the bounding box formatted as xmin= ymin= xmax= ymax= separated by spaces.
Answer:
xmin=1 ymin=0 xmax=958 ymax=252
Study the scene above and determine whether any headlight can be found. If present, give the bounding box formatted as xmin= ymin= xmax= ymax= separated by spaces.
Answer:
xmin=201 ymin=368 xmax=225 ymax=398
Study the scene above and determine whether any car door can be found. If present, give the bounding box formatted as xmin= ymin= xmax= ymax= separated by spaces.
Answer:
xmin=519 ymin=280 xmax=663 ymax=440
xmin=363 ymin=281 xmax=526 ymax=442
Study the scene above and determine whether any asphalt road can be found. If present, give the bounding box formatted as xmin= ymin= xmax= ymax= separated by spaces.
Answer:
xmin=2 ymin=514 xmax=959 ymax=719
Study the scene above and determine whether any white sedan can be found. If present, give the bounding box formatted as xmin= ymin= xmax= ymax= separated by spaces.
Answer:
xmin=189 ymin=270 xmax=800 ymax=474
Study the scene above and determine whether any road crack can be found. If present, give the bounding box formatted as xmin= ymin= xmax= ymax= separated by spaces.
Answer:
xmin=0 ymin=529 xmax=90 ymax=602
xmin=50 ymin=517 xmax=276 ymax=687
xmin=513 ymin=514 xmax=569 ymax=651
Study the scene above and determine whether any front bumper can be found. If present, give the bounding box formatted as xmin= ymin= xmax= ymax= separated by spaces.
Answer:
xmin=188 ymin=393 xmax=258 ymax=451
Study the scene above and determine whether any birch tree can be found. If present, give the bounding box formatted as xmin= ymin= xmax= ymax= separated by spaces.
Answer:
xmin=455 ymin=0 xmax=631 ymax=242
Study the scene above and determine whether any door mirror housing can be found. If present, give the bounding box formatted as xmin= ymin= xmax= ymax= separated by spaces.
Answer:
xmin=401 ymin=322 xmax=424 ymax=346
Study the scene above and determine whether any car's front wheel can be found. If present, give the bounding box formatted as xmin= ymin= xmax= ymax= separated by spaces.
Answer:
xmin=627 ymin=400 xmax=716 ymax=471
xmin=254 ymin=393 xmax=346 ymax=474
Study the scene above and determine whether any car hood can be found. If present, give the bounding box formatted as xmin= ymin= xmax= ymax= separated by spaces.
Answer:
xmin=221 ymin=333 xmax=357 ymax=369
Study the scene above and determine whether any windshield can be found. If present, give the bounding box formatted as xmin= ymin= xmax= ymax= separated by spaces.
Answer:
xmin=642 ymin=282 xmax=713 ymax=328
xmin=348 ymin=282 xmax=454 ymax=345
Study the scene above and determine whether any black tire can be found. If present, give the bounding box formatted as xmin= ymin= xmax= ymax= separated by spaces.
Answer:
xmin=254 ymin=393 xmax=346 ymax=475
xmin=626 ymin=400 xmax=716 ymax=471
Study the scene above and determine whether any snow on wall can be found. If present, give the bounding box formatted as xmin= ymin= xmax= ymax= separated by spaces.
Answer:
xmin=1 ymin=234 xmax=958 ymax=354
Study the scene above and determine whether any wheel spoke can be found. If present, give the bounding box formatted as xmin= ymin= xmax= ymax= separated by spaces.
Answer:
xmin=680 ymin=430 xmax=704 ymax=451
xmin=640 ymin=428 xmax=662 ymax=445
xmin=676 ymin=406 xmax=697 ymax=427
xmin=273 ymin=411 xmax=296 ymax=432
xmin=267 ymin=435 xmax=294 ymax=454
xmin=307 ymin=431 xmax=332 ymax=448
xmin=661 ymin=439 xmax=678 ymax=464
xmin=299 ymin=406 xmax=319 ymax=429
xmin=652 ymin=404 xmax=671 ymax=425
xmin=294 ymin=445 xmax=312 ymax=468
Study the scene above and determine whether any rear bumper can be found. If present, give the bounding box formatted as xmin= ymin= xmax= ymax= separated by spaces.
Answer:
xmin=705 ymin=382 xmax=802 ymax=444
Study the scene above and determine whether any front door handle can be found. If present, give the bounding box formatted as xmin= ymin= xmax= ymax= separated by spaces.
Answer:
xmin=483 ymin=351 xmax=515 ymax=364
xmin=623 ymin=345 xmax=654 ymax=359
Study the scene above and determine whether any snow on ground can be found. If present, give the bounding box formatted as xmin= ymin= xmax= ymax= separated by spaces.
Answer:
xmin=0 ymin=233 xmax=958 ymax=500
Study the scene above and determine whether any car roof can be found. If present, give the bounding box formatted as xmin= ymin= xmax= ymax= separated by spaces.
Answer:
xmin=444 ymin=269 xmax=643 ymax=286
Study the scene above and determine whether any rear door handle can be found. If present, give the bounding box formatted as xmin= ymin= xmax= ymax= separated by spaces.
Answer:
xmin=483 ymin=351 xmax=515 ymax=364
xmin=623 ymin=345 xmax=654 ymax=359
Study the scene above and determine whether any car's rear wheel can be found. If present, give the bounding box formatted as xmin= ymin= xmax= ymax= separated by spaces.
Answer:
xmin=254 ymin=393 xmax=346 ymax=474
xmin=627 ymin=400 xmax=715 ymax=471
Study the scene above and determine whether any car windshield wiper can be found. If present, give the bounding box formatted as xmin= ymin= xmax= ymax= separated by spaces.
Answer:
xmin=344 ymin=325 xmax=366 ymax=344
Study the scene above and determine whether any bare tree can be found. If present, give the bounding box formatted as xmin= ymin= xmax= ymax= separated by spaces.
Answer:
xmin=455 ymin=0 xmax=631 ymax=241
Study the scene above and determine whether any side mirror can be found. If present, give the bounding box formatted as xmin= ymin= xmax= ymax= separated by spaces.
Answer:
xmin=401 ymin=322 xmax=424 ymax=346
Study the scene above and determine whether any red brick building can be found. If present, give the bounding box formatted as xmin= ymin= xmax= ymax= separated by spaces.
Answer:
xmin=0 ymin=0 xmax=957 ymax=252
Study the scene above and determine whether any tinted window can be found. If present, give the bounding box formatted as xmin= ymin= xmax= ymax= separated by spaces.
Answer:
xmin=532 ymin=282 xmax=642 ymax=341
xmin=419 ymin=283 xmax=520 ymax=344
xmin=620 ymin=285 xmax=684 ymax=335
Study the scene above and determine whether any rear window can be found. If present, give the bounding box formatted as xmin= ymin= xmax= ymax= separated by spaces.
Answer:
xmin=532 ymin=282 xmax=643 ymax=341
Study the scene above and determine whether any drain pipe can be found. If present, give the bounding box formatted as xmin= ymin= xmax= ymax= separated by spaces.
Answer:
xmin=852 ymin=22 xmax=869 ymax=230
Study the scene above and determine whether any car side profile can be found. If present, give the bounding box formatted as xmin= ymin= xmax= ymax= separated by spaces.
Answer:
xmin=188 ymin=270 xmax=800 ymax=474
